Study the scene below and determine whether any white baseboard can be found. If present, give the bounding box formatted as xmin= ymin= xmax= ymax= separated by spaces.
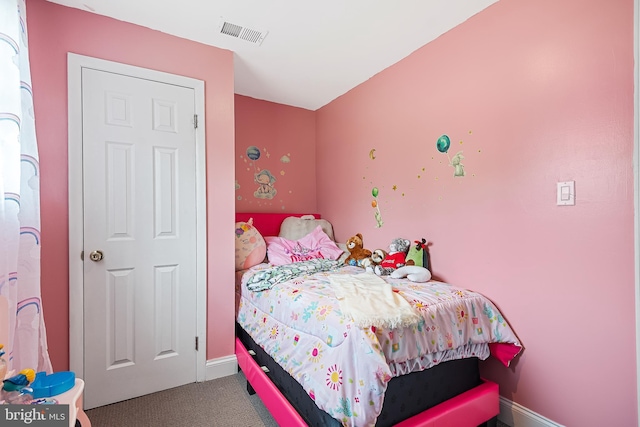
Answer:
xmin=204 ymin=354 xmax=238 ymax=381
xmin=499 ymin=397 xmax=564 ymax=427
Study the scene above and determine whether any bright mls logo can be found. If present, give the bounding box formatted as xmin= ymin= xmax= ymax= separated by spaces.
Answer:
xmin=1 ymin=405 xmax=68 ymax=426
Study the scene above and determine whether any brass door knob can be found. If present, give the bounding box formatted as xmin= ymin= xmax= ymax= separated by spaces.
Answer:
xmin=89 ymin=250 xmax=104 ymax=262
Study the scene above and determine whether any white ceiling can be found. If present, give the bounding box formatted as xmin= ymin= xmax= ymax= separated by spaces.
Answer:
xmin=45 ymin=0 xmax=499 ymax=111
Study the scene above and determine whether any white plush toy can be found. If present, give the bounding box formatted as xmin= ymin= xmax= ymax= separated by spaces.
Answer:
xmin=390 ymin=265 xmax=432 ymax=283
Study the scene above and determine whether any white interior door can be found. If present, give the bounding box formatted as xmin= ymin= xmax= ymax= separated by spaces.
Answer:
xmin=81 ymin=67 xmax=199 ymax=409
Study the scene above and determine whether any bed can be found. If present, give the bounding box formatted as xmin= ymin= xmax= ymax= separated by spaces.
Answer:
xmin=234 ymin=213 xmax=522 ymax=427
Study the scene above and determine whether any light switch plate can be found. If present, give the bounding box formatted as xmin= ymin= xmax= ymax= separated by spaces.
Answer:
xmin=557 ymin=181 xmax=575 ymax=206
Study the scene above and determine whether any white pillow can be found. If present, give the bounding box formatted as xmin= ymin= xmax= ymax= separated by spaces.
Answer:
xmin=390 ymin=266 xmax=432 ymax=283
xmin=279 ymin=215 xmax=335 ymax=241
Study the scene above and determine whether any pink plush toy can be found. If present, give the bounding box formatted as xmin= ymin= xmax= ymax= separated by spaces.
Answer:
xmin=235 ymin=218 xmax=267 ymax=271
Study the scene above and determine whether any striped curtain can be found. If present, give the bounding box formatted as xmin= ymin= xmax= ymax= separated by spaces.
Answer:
xmin=0 ymin=0 xmax=53 ymax=374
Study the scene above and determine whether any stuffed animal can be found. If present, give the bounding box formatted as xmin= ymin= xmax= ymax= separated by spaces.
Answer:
xmin=362 ymin=248 xmax=387 ymax=273
xmin=374 ymin=238 xmax=411 ymax=276
xmin=235 ymin=218 xmax=267 ymax=271
xmin=406 ymin=238 xmax=430 ymax=270
xmin=343 ymin=233 xmax=372 ymax=267
xmin=390 ymin=265 xmax=432 ymax=283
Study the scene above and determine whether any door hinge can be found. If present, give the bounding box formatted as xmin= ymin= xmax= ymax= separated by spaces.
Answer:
xmin=195 ymin=336 xmax=199 ymax=351
xmin=194 ymin=114 xmax=198 ymax=129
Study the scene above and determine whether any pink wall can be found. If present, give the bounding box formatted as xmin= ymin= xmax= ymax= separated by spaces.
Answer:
xmin=235 ymin=95 xmax=317 ymax=213
xmin=316 ymin=0 xmax=636 ymax=426
xmin=25 ymin=0 xmax=638 ymax=424
xmin=27 ymin=0 xmax=237 ymax=368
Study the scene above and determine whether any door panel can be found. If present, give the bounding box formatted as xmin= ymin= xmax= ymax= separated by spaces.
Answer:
xmin=81 ymin=68 xmax=198 ymax=409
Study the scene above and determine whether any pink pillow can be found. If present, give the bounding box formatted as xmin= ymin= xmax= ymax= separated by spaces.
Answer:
xmin=265 ymin=226 xmax=344 ymax=266
xmin=235 ymin=218 xmax=267 ymax=271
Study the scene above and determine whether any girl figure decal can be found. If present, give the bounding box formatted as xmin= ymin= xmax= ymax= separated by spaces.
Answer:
xmin=254 ymin=169 xmax=277 ymax=199
xmin=244 ymin=145 xmax=278 ymax=200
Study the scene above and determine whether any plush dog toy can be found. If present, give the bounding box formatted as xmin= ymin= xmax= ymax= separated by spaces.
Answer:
xmin=374 ymin=238 xmax=411 ymax=276
xmin=343 ymin=233 xmax=372 ymax=267
xmin=362 ymin=248 xmax=387 ymax=273
xmin=390 ymin=265 xmax=432 ymax=283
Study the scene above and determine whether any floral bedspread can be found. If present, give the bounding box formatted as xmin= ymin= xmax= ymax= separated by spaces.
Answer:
xmin=245 ymin=259 xmax=342 ymax=291
xmin=235 ymin=264 xmax=521 ymax=427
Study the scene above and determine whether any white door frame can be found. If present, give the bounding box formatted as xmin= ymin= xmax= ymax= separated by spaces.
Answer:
xmin=67 ymin=53 xmax=207 ymax=384
xmin=634 ymin=0 xmax=640 ymax=425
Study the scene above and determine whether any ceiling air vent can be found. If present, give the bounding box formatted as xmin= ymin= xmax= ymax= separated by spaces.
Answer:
xmin=218 ymin=18 xmax=268 ymax=45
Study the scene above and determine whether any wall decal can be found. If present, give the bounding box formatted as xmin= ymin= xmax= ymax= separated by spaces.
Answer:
xmin=254 ymin=169 xmax=277 ymax=199
xmin=450 ymin=152 xmax=465 ymax=177
xmin=242 ymin=145 xmax=279 ymax=200
xmin=436 ymin=134 xmax=466 ymax=177
xmin=371 ymin=187 xmax=384 ymax=228
xmin=247 ymin=145 xmax=261 ymax=161
xmin=369 ymin=148 xmax=376 ymax=160
xmin=436 ymin=134 xmax=451 ymax=153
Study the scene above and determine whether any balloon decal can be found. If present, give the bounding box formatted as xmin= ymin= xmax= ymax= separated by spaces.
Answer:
xmin=246 ymin=145 xmax=261 ymax=160
xmin=437 ymin=134 xmax=465 ymax=177
xmin=371 ymin=187 xmax=384 ymax=228
xmin=436 ymin=135 xmax=450 ymax=153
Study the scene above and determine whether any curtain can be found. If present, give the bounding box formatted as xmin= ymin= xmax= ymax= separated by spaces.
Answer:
xmin=0 ymin=0 xmax=53 ymax=374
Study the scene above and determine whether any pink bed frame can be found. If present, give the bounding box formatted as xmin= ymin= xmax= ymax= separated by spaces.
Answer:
xmin=235 ymin=212 xmax=500 ymax=426
xmin=235 ymin=212 xmax=322 ymax=237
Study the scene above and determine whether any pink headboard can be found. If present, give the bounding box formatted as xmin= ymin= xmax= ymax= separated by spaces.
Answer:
xmin=235 ymin=213 xmax=321 ymax=237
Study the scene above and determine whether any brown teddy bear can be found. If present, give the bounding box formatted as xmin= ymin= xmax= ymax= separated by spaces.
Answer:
xmin=343 ymin=233 xmax=372 ymax=267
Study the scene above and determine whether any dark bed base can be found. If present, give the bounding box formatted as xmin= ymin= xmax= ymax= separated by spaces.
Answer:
xmin=236 ymin=324 xmax=497 ymax=427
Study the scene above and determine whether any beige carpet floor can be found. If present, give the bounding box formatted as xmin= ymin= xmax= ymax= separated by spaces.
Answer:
xmin=85 ymin=372 xmax=510 ymax=427
xmin=85 ymin=372 xmax=278 ymax=427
